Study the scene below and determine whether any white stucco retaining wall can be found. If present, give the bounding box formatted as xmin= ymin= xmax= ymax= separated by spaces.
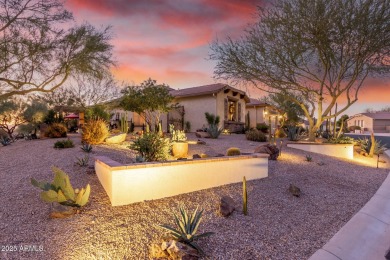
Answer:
xmin=95 ymin=154 xmax=269 ymax=206
xmin=287 ymin=143 xmax=354 ymax=159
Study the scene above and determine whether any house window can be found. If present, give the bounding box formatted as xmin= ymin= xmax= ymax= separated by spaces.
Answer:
xmin=228 ymin=101 xmax=236 ymax=121
xmin=224 ymin=99 xmax=228 ymax=120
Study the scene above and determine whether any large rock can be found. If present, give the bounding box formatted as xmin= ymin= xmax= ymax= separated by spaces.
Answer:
xmin=219 ymin=196 xmax=235 ymax=217
xmin=105 ymin=133 xmax=127 ymax=144
xmin=195 ymin=131 xmax=210 ymax=138
xmin=162 ymin=240 xmax=199 ymax=260
xmin=254 ymin=144 xmax=280 ymax=160
xmin=288 ymin=184 xmax=301 ymax=197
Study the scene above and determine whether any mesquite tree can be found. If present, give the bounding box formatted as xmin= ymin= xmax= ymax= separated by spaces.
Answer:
xmin=120 ymin=79 xmax=174 ymax=131
xmin=211 ymin=0 xmax=390 ymax=141
xmin=0 ymin=0 xmax=114 ymax=100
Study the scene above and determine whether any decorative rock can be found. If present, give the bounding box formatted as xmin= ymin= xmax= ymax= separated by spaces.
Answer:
xmin=192 ymin=154 xmax=201 ymax=159
xmin=220 ymin=196 xmax=236 ymax=217
xmin=288 ymin=184 xmax=301 ymax=197
xmin=166 ymin=240 xmax=199 ymax=260
xmin=105 ymin=133 xmax=127 ymax=144
xmin=195 ymin=131 xmax=210 ymax=138
xmin=196 ymin=139 xmax=206 ymax=145
xmin=50 ymin=204 xmax=76 ymax=218
xmin=254 ymin=144 xmax=280 ymax=160
xmin=150 ymin=243 xmax=170 ymax=259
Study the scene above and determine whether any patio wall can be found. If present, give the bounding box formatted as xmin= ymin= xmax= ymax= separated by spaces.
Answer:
xmin=287 ymin=143 xmax=354 ymax=159
xmin=95 ymin=154 xmax=269 ymax=206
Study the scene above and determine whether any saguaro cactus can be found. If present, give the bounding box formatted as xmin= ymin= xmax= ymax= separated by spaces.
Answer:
xmin=243 ymin=176 xmax=248 ymax=215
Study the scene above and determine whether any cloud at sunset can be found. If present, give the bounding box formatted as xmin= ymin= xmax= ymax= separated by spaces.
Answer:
xmin=64 ymin=0 xmax=390 ymax=115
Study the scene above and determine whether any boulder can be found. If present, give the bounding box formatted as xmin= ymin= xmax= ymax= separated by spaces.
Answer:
xmin=105 ymin=133 xmax=127 ymax=144
xmin=164 ymin=240 xmax=199 ymax=260
xmin=219 ymin=196 xmax=236 ymax=217
xmin=288 ymin=184 xmax=301 ymax=197
xmin=254 ymin=144 xmax=280 ymax=160
xmin=195 ymin=131 xmax=210 ymax=138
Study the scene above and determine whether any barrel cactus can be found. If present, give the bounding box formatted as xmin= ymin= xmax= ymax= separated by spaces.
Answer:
xmin=31 ymin=167 xmax=90 ymax=207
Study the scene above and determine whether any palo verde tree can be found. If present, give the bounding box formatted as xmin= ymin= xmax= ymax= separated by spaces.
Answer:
xmin=211 ymin=0 xmax=390 ymax=141
xmin=0 ymin=0 xmax=114 ymax=100
xmin=120 ymin=78 xmax=174 ymax=131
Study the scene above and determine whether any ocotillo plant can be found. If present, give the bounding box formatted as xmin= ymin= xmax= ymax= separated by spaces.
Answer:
xmin=243 ymin=176 xmax=248 ymax=215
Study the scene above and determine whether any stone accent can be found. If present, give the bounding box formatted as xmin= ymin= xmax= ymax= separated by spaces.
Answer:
xmin=220 ymin=196 xmax=235 ymax=217
xmin=254 ymin=144 xmax=280 ymax=160
xmin=105 ymin=133 xmax=127 ymax=144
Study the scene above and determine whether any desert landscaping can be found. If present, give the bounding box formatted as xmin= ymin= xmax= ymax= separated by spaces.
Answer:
xmin=1 ymin=133 xmax=388 ymax=259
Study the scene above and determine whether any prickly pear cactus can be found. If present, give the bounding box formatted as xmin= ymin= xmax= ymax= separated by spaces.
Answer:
xmin=31 ymin=167 xmax=91 ymax=208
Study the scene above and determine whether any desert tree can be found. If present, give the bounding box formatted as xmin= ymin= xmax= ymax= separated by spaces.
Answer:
xmin=0 ymin=98 xmax=27 ymax=137
xmin=120 ymin=78 xmax=174 ymax=131
xmin=211 ymin=0 xmax=390 ymax=141
xmin=0 ymin=0 xmax=114 ymax=100
xmin=40 ymin=73 xmax=122 ymax=108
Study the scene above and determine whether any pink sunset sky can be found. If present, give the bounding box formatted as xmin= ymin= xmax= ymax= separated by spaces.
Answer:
xmin=65 ymin=0 xmax=389 ymax=116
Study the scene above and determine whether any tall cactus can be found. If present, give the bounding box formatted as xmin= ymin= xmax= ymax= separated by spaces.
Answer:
xmin=245 ymin=112 xmax=250 ymax=130
xmin=120 ymin=114 xmax=128 ymax=133
xmin=243 ymin=176 xmax=248 ymax=215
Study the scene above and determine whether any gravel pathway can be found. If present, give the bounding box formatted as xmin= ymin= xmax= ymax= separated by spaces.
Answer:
xmin=0 ymin=133 xmax=388 ymax=259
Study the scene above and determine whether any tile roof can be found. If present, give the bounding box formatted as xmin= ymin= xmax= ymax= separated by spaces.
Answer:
xmin=360 ymin=112 xmax=390 ymax=120
xmin=246 ymin=98 xmax=268 ymax=106
xmin=170 ymin=83 xmax=248 ymax=101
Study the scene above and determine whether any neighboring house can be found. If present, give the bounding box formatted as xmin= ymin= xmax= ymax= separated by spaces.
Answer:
xmin=110 ymin=83 xmax=284 ymax=133
xmin=169 ymin=83 xmax=250 ymax=132
xmin=347 ymin=112 xmax=390 ymax=133
xmin=246 ymin=99 xmax=283 ymax=133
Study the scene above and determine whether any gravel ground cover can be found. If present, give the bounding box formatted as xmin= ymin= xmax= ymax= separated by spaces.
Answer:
xmin=0 ymin=133 xmax=389 ymax=260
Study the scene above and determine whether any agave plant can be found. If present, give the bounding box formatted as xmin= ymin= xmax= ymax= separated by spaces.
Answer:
xmin=81 ymin=143 xmax=93 ymax=153
xmin=159 ymin=205 xmax=214 ymax=254
xmin=76 ymin=155 xmax=90 ymax=167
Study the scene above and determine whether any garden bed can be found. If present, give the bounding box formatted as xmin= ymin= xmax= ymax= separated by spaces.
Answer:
xmin=95 ymin=154 xmax=269 ymax=206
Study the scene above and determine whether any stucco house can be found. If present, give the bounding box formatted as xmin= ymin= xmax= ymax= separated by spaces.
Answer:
xmin=347 ymin=112 xmax=390 ymax=133
xmin=110 ymin=83 xmax=283 ymax=133
xmin=246 ymin=99 xmax=283 ymax=133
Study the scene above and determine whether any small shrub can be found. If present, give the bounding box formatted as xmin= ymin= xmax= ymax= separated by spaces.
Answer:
xmin=226 ymin=147 xmax=241 ymax=156
xmin=82 ymin=119 xmax=109 ymax=145
xmin=129 ymin=132 xmax=170 ymax=162
xmin=31 ymin=166 xmax=91 ymax=208
xmin=348 ymin=125 xmax=361 ymax=132
xmin=256 ymin=123 xmax=269 ymax=133
xmin=45 ymin=123 xmax=67 ymax=138
xmin=246 ymin=129 xmax=267 ymax=142
xmin=305 ymin=155 xmax=312 ymax=162
xmin=0 ymin=136 xmax=11 ymax=146
xmin=54 ymin=139 xmax=74 ymax=149
xmin=158 ymin=205 xmax=214 ymax=254
xmin=326 ymin=136 xmax=355 ymax=144
xmin=287 ymin=125 xmax=301 ymax=141
xmin=274 ymin=128 xmax=286 ymax=138
xmin=76 ymin=155 xmax=89 ymax=167
xmin=81 ymin=143 xmax=93 ymax=153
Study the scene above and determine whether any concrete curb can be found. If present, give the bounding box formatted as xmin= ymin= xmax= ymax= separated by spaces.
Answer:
xmin=309 ymin=170 xmax=390 ymax=260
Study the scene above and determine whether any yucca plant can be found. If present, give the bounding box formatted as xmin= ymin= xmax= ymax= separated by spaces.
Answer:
xmin=159 ymin=205 xmax=214 ymax=254
xmin=81 ymin=143 xmax=93 ymax=153
xmin=305 ymin=155 xmax=312 ymax=162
